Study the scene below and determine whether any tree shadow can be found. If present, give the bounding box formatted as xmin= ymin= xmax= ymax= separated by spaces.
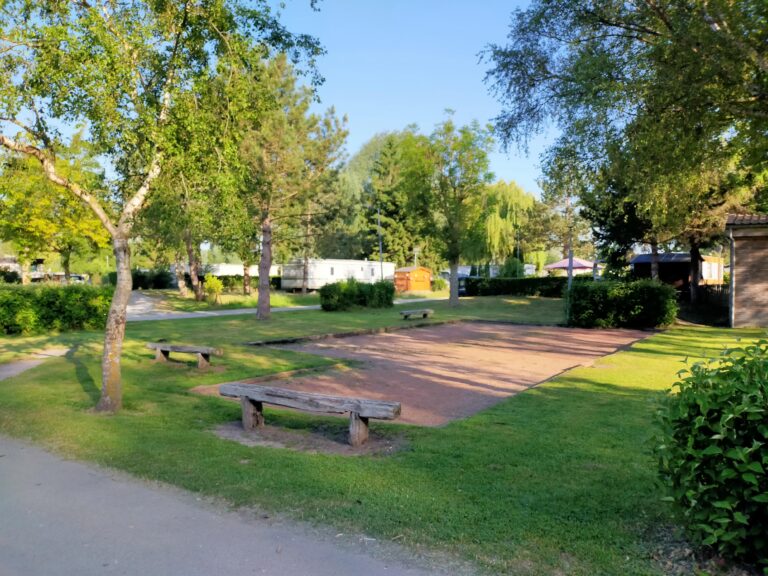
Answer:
xmin=65 ymin=344 xmax=99 ymax=404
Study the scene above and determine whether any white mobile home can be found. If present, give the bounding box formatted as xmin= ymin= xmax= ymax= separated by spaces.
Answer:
xmin=281 ymin=259 xmax=395 ymax=291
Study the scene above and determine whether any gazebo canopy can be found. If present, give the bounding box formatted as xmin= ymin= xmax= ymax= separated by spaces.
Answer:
xmin=543 ymin=257 xmax=597 ymax=270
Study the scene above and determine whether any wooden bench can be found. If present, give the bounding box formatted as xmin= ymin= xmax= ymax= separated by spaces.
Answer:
xmin=399 ymin=308 xmax=433 ymax=320
xmin=219 ymin=383 xmax=401 ymax=447
xmin=146 ymin=343 xmax=222 ymax=369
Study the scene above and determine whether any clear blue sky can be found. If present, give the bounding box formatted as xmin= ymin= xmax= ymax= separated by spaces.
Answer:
xmin=274 ymin=0 xmax=554 ymax=197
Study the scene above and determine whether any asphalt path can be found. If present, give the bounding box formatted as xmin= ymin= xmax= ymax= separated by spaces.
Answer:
xmin=0 ymin=436 xmax=471 ymax=576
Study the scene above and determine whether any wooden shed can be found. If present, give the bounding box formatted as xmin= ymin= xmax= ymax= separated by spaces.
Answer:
xmin=394 ymin=266 xmax=432 ymax=292
xmin=726 ymin=214 xmax=768 ymax=327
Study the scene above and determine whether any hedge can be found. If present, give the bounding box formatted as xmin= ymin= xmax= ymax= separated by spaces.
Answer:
xmin=464 ymin=276 xmax=568 ymax=297
xmin=0 ymin=284 xmax=113 ymax=335
xmin=656 ymin=341 xmax=768 ymax=565
xmin=106 ymin=269 xmax=173 ymax=290
xmin=567 ymin=279 xmax=677 ymax=328
xmin=320 ymin=279 xmax=395 ymax=311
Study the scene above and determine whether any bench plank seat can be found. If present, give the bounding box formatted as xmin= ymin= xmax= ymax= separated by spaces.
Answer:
xmin=399 ymin=308 xmax=433 ymax=320
xmin=146 ymin=342 xmax=222 ymax=369
xmin=219 ymin=383 xmax=401 ymax=446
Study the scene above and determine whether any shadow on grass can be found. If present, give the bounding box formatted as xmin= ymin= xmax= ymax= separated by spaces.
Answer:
xmin=65 ymin=344 xmax=100 ymax=404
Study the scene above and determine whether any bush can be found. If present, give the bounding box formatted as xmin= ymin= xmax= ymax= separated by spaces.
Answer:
xmin=104 ymin=269 xmax=173 ymax=289
xmin=656 ymin=342 xmax=768 ymax=565
xmin=203 ymin=273 xmax=223 ymax=304
xmin=432 ymin=276 xmax=448 ymax=291
xmin=0 ymin=285 xmax=113 ymax=334
xmin=464 ymin=276 xmax=568 ymax=297
xmin=568 ymin=280 xmax=677 ymax=328
xmin=0 ymin=267 xmax=21 ymax=284
xmin=320 ymin=279 xmax=395 ymax=311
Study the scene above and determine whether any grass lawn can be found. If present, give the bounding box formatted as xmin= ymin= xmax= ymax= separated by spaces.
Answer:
xmin=0 ymin=296 xmax=758 ymax=574
xmin=145 ymin=289 xmax=322 ymax=311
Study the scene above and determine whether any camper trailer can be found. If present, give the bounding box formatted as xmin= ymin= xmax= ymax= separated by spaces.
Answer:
xmin=281 ymin=259 xmax=395 ymax=291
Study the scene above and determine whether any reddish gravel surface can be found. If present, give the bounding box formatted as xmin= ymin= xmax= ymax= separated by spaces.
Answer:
xmin=242 ymin=323 xmax=649 ymax=426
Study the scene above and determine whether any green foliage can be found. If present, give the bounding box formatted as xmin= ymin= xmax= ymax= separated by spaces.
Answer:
xmin=0 ymin=267 xmax=20 ymax=284
xmin=0 ymin=285 xmax=112 ymax=334
xmin=431 ymin=276 xmax=448 ymax=291
xmin=568 ymin=280 xmax=677 ymax=328
xmin=465 ymin=276 xmax=567 ymax=298
xmin=656 ymin=342 xmax=768 ymax=565
xmin=319 ymin=279 xmax=395 ymax=311
xmin=499 ymin=256 xmax=525 ymax=278
xmin=106 ymin=269 xmax=173 ymax=290
xmin=203 ymin=274 xmax=223 ymax=304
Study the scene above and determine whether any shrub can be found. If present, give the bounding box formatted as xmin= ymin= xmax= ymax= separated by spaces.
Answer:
xmin=568 ymin=280 xmax=677 ymax=328
xmin=464 ymin=276 xmax=568 ymax=297
xmin=203 ymin=273 xmax=223 ymax=304
xmin=0 ymin=285 xmax=113 ymax=334
xmin=656 ymin=342 xmax=768 ymax=565
xmin=432 ymin=276 xmax=448 ymax=291
xmin=320 ymin=279 xmax=394 ymax=311
xmin=0 ymin=267 xmax=21 ymax=284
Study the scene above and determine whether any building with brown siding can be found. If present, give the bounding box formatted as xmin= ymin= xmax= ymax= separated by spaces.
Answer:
xmin=394 ymin=266 xmax=432 ymax=292
xmin=726 ymin=214 xmax=768 ymax=327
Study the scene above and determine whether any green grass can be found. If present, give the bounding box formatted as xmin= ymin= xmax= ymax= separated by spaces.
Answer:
xmin=147 ymin=289 xmax=321 ymax=311
xmin=0 ymin=296 xmax=757 ymax=574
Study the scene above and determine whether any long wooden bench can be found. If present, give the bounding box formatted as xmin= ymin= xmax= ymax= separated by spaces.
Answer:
xmin=219 ymin=383 xmax=401 ymax=447
xmin=399 ymin=308 xmax=433 ymax=320
xmin=146 ymin=342 xmax=222 ymax=369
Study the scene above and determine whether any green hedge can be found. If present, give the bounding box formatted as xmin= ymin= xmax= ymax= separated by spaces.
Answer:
xmin=464 ymin=276 xmax=568 ymax=297
xmin=567 ymin=279 xmax=677 ymax=328
xmin=320 ymin=279 xmax=395 ymax=311
xmin=656 ymin=341 xmax=768 ymax=565
xmin=106 ymin=269 xmax=173 ymax=289
xmin=0 ymin=284 xmax=113 ymax=335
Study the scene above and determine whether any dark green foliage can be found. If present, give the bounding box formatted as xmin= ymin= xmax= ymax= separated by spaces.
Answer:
xmin=0 ymin=285 xmax=113 ymax=334
xmin=0 ymin=267 xmax=21 ymax=283
xmin=106 ymin=269 xmax=173 ymax=289
xmin=431 ymin=276 xmax=448 ymax=291
xmin=270 ymin=276 xmax=281 ymax=290
xmin=656 ymin=342 xmax=768 ymax=565
xmin=464 ymin=276 xmax=567 ymax=297
xmin=568 ymin=280 xmax=677 ymax=328
xmin=320 ymin=279 xmax=394 ymax=311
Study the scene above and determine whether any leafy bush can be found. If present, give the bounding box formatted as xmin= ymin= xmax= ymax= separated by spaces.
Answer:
xmin=568 ymin=280 xmax=677 ymax=328
xmin=0 ymin=285 xmax=113 ymax=334
xmin=105 ymin=269 xmax=173 ymax=289
xmin=320 ymin=279 xmax=395 ymax=311
xmin=464 ymin=276 xmax=568 ymax=297
xmin=432 ymin=276 xmax=448 ymax=291
xmin=203 ymin=273 xmax=223 ymax=304
xmin=656 ymin=342 xmax=768 ymax=565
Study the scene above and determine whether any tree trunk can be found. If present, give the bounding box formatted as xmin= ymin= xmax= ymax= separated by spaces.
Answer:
xmin=184 ymin=232 xmax=204 ymax=301
xmin=448 ymin=260 xmax=460 ymax=307
xmin=650 ymin=240 xmax=659 ymax=280
xmin=301 ymin=214 xmax=311 ymax=295
xmin=690 ymin=242 xmax=702 ymax=305
xmin=174 ymin=253 xmax=189 ymax=298
xmin=257 ymin=215 xmax=272 ymax=320
xmin=243 ymin=263 xmax=251 ymax=295
xmin=96 ymin=235 xmax=131 ymax=412
xmin=20 ymin=261 xmax=30 ymax=285
xmin=61 ymin=249 xmax=72 ymax=285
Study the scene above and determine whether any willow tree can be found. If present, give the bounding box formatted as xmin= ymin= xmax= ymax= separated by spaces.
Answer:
xmin=0 ymin=1 xmax=320 ymax=411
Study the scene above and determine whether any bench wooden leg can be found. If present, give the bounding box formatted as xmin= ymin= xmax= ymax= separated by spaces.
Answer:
xmin=155 ymin=349 xmax=170 ymax=362
xmin=349 ymin=412 xmax=369 ymax=447
xmin=197 ymin=353 xmax=211 ymax=369
xmin=241 ymin=397 xmax=265 ymax=430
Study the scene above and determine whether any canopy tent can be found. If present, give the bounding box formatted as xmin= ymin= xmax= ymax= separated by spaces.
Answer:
xmin=543 ymin=257 xmax=598 ymax=272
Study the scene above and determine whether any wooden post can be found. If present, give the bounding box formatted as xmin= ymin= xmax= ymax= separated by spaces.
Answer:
xmin=197 ymin=353 xmax=210 ymax=369
xmin=155 ymin=349 xmax=170 ymax=362
xmin=241 ymin=397 xmax=265 ymax=430
xmin=349 ymin=412 xmax=369 ymax=447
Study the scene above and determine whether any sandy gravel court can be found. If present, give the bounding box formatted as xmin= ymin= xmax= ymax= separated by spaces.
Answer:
xmin=244 ymin=323 xmax=650 ymax=427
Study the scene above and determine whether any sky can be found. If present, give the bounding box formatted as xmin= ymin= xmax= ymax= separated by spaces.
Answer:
xmin=273 ymin=0 xmax=555 ymax=197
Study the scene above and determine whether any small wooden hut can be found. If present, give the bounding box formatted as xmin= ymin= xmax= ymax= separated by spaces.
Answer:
xmin=394 ymin=266 xmax=432 ymax=292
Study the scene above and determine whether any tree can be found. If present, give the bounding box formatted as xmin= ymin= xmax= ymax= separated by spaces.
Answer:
xmin=423 ymin=118 xmax=495 ymax=306
xmin=236 ymin=54 xmax=345 ymax=319
xmin=0 ymin=2 xmax=320 ymax=411
xmin=0 ymin=139 xmax=110 ymax=283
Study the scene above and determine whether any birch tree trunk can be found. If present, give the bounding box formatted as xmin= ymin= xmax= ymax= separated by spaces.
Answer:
xmin=96 ymin=234 xmax=132 ymax=412
xmin=243 ymin=262 xmax=251 ymax=295
xmin=449 ymin=260 xmax=460 ymax=307
xmin=62 ymin=250 xmax=72 ymax=284
xmin=650 ymin=240 xmax=659 ymax=280
xmin=690 ymin=242 xmax=701 ymax=305
xmin=174 ymin=253 xmax=189 ymax=297
xmin=257 ymin=215 xmax=272 ymax=320
xmin=184 ymin=232 xmax=204 ymax=301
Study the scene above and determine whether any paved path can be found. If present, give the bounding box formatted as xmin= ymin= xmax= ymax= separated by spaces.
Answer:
xmin=126 ymin=291 xmax=445 ymax=322
xmin=0 ymin=436 xmax=471 ymax=576
xmin=0 ymin=348 xmax=69 ymax=381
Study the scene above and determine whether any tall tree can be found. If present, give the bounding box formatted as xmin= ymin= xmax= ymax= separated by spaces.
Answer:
xmin=0 ymin=1 xmax=320 ymax=411
xmin=423 ymin=118 xmax=495 ymax=306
